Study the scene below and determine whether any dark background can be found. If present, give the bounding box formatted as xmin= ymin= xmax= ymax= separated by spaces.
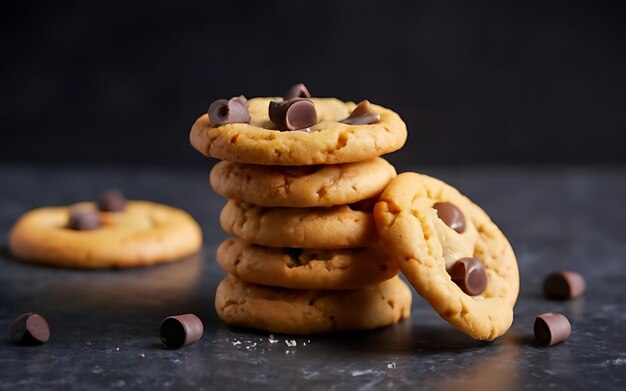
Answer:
xmin=1 ymin=1 xmax=625 ymax=167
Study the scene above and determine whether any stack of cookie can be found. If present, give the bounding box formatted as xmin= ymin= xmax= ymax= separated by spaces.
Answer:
xmin=190 ymin=84 xmax=412 ymax=334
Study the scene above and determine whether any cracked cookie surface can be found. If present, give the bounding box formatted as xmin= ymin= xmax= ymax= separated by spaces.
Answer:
xmin=220 ymin=200 xmax=378 ymax=249
xmin=215 ymin=274 xmax=412 ymax=335
xmin=374 ymin=173 xmax=519 ymax=340
xmin=210 ymin=157 xmax=396 ymax=208
xmin=189 ymin=97 xmax=407 ymax=165
xmin=217 ymin=238 xmax=399 ymax=290
xmin=9 ymin=201 xmax=202 ymax=268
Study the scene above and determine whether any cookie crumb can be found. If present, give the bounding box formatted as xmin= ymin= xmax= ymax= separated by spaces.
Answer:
xmin=232 ymin=340 xmax=241 ymax=346
xmin=387 ymin=363 xmax=396 ymax=369
xmin=285 ymin=339 xmax=297 ymax=347
xmin=268 ymin=334 xmax=279 ymax=344
xmin=139 ymin=353 xmax=145 ymax=358
xmin=115 ymin=347 xmax=120 ymax=351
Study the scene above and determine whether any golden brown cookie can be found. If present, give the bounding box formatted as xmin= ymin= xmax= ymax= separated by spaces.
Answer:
xmin=189 ymin=97 xmax=407 ymax=165
xmin=220 ymin=200 xmax=378 ymax=249
xmin=374 ymin=173 xmax=519 ymax=341
xmin=216 ymin=238 xmax=399 ymax=290
xmin=215 ymin=274 xmax=412 ymax=335
xmin=9 ymin=201 xmax=202 ymax=269
xmin=210 ymin=158 xmax=396 ymax=208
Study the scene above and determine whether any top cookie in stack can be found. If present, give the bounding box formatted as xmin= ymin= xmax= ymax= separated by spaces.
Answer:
xmin=190 ymin=84 xmax=412 ymax=335
xmin=189 ymin=83 xmax=407 ymax=167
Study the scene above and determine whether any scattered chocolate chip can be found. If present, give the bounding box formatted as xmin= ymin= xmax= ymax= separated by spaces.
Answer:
xmin=543 ymin=271 xmax=586 ymax=300
xmin=284 ymin=83 xmax=311 ymax=100
xmin=433 ymin=202 xmax=466 ymax=233
xmin=96 ymin=189 xmax=126 ymax=212
xmin=160 ymin=314 xmax=203 ymax=349
xmin=269 ymin=98 xmax=317 ymax=131
xmin=208 ymin=96 xmax=250 ymax=125
xmin=340 ymin=100 xmax=380 ymax=125
xmin=534 ymin=313 xmax=571 ymax=346
xmin=449 ymin=257 xmax=488 ymax=296
xmin=67 ymin=205 xmax=100 ymax=230
xmin=10 ymin=313 xmax=50 ymax=345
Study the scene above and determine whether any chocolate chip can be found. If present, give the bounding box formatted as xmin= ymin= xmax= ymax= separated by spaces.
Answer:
xmin=543 ymin=271 xmax=586 ymax=300
xmin=160 ymin=314 xmax=203 ymax=349
xmin=96 ymin=189 xmax=126 ymax=212
xmin=10 ymin=313 xmax=50 ymax=345
xmin=433 ymin=202 xmax=466 ymax=233
xmin=269 ymin=98 xmax=317 ymax=131
xmin=208 ymin=96 xmax=250 ymax=126
xmin=67 ymin=205 xmax=100 ymax=230
xmin=340 ymin=100 xmax=380 ymax=125
xmin=449 ymin=257 xmax=488 ymax=296
xmin=534 ymin=313 xmax=571 ymax=346
xmin=284 ymin=83 xmax=311 ymax=100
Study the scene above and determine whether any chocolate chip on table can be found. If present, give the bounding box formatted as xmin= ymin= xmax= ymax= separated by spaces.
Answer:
xmin=340 ymin=100 xmax=380 ymax=125
xmin=269 ymin=98 xmax=317 ymax=131
xmin=543 ymin=271 xmax=586 ymax=300
xmin=449 ymin=257 xmax=488 ymax=296
xmin=534 ymin=313 xmax=571 ymax=346
xmin=10 ymin=313 xmax=50 ymax=345
xmin=67 ymin=204 xmax=100 ymax=230
xmin=284 ymin=83 xmax=311 ymax=100
xmin=160 ymin=314 xmax=204 ymax=349
xmin=433 ymin=202 xmax=466 ymax=234
xmin=96 ymin=189 xmax=126 ymax=212
xmin=208 ymin=96 xmax=251 ymax=126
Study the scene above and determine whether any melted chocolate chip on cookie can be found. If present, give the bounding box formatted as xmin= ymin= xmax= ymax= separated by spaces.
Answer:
xmin=269 ymin=98 xmax=317 ymax=131
xmin=67 ymin=205 xmax=100 ymax=231
xmin=208 ymin=96 xmax=251 ymax=125
xmin=341 ymin=100 xmax=380 ymax=125
xmin=449 ymin=257 xmax=487 ymax=296
xmin=284 ymin=83 xmax=311 ymax=101
xmin=433 ymin=202 xmax=466 ymax=233
xmin=97 ymin=189 xmax=126 ymax=212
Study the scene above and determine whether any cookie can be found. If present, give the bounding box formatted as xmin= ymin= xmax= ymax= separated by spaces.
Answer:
xmin=220 ymin=200 xmax=378 ymax=249
xmin=373 ymin=173 xmax=519 ymax=340
xmin=189 ymin=97 xmax=407 ymax=165
xmin=9 ymin=201 xmax=202 ymax=269
xmin=210 ymin=157 xmax=396 ymax=208
xmin=215 ymin=274 xmax=412 ymax=335
xmin=216 ymin=238 xmax=399 ymax=290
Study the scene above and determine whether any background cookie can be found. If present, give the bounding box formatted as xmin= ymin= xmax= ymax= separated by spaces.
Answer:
xmin=216 ymin=238 xmax=399 ymax=290
xmin=220 ymin=200 xmax=378 ymax=249
xmin=190 ymin=97 xmax=407 ymax=165
xmin=215 ymin=274 xmax=412 ymax=335
xmin=210 ymin=157 xmax=396 ymax=208
xmin=374 ymin=173 xmax=519 ymax=340
xmin=10 ymin=201 xmax=202 ymax=268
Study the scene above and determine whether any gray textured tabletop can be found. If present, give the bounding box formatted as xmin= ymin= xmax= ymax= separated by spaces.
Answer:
xmin=1 ymin=165 xmax=625 ymax=390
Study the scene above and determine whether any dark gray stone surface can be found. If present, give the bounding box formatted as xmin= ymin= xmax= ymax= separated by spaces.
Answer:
xmin=0 ymin=165 xmax=625 ymax=390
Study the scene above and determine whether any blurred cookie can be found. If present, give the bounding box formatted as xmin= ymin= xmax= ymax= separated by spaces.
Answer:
xmin=190 ymin=97 xmax=407 ymax=165
xmin=220 ymin=200 xmax=378 ymax=249
xmin=374 ymin=173 xmax=519 ymax=341
xmin=10 ymin=201 xmax=202 ymax=268
xmin=216 ymin=238 xmax=399 ymax=290
xmin=215 ymin=274 xmax=412 ymax=335
xmin=210 ymin=157 xmax=396 ymax=208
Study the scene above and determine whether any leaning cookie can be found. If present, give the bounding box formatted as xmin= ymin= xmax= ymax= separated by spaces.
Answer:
xmin=216 ymin=238 xmax=399 ymax=290
xmin=10 ymin=201 xmax=202 ymax=269
xmin=210 ymin=158 xmax=396 ymax=208
xmin=220 ymin=200 xmax=378 ymax=249
xmin=215 ymin=274 xmax=411 ymax=335
xmin=190 ymin=97 xmax=407 ymax=165
xmin=374 ymin=173 xmax=519 ymax=340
